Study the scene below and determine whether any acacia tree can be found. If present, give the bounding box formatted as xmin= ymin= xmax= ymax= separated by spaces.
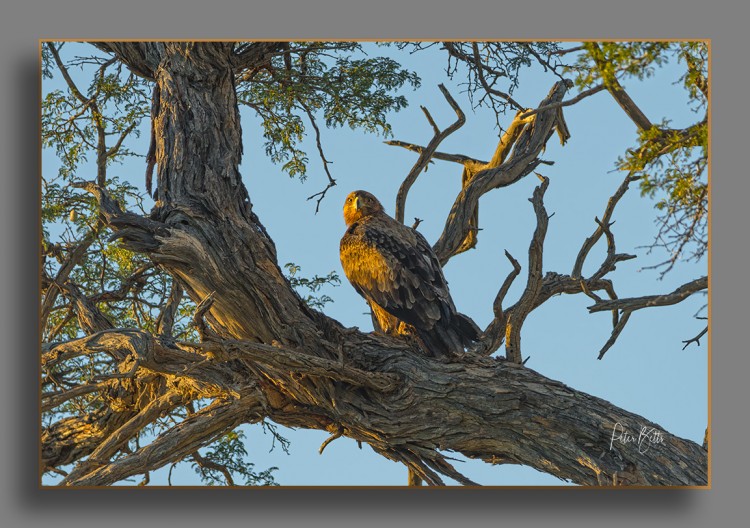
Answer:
xmin=41 ymin=41 xmax=708 ymax=486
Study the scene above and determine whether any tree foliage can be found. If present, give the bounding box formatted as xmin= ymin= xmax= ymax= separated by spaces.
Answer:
xmin=574 ymin=42 xmax=708 ymax=275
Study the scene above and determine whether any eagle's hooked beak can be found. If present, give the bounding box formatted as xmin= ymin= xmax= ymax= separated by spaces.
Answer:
xmin=353 ymin=195 xmax=360 ymax=211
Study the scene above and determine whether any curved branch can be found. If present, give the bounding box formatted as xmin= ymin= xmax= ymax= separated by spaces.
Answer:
xmin=433 ymin=80 xmax=571 ymax=264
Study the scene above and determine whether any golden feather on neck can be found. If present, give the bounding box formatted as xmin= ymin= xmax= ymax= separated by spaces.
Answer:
xmin=343 ymin=190 xmax=384 ymax=226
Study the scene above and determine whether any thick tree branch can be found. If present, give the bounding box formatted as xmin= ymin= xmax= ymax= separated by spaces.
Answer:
xmin=61 ymin=390 xmax=187 ymax=485
xmin=62 ymin=282 xmax=114 ymax=335
xmin=43 ymin=327 xmax=708 ymax=486
xmin=61 ymin=390 xmax=264 ymax=486
xmin=433 ymin=80 xmax=571 ymax=265
xmin=188 ymin=339 xmax=401 ymax=393
xmin=232 ymin=42 xmax=287 ymax=73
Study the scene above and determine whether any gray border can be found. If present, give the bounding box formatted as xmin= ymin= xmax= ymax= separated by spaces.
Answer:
xmin=3 ymin=0 xmax=748 ymax=527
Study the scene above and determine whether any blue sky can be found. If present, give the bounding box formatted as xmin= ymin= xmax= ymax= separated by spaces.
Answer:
xmin=42 ymin=42 xmax=708 ymax=486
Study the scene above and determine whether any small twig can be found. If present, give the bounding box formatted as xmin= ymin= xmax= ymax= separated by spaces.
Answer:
xmin=598 ymin=311 xmax=632 ymax=360
xmin=319 ymin=426 xmax=344 ymax=455
xmin=306 ymin=180 xmax=337 ymax=214
xmin=301 ymin=102 xmax=337 ymax=214
xmin=551 ymin=45 xmax=585 ymax=56
xmin=682 ymin=326 xmax=708 ymax=350
xmin=411 ymin=217 xmax=423 ymax=230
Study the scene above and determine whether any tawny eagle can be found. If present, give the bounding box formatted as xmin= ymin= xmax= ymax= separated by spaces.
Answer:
xmin=340 ymin=190 xmax=479 ymax=357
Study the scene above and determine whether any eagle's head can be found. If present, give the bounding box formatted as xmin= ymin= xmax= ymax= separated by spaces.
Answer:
xmin=343 ymin=190 xmax=384 ymax=226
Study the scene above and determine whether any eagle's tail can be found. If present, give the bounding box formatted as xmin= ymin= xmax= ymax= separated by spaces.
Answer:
xmin=416 ymin=312 xmax=480 ymax=358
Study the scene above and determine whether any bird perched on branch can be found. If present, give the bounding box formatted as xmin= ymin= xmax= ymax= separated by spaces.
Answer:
xmin=340 ymin=190 xmax=479 ymax=357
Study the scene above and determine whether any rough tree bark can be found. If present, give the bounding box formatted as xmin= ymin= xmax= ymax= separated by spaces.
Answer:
xmin=42 ymin=42 xmax=708 ymax=486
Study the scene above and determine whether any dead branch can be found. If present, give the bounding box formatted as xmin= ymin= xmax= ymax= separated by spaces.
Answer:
xmin=474 ymin=250 xmax=521 ymax=356
xmin=588 ymin=276 xmax=708 ymax=313
xmin=301 ymin=101 xmax=337 ymax=213
xmin=682 ymin=326 xmax=708 ymax=350
xmin=384 ymin=140 xmax=487 ymax=167
xmin=468 ymin=42 xmax=524 ymax=112
xmin=589 ymin=218 xmax=637 ymax=281
xmin=573 ymin=174 xmax=641 ymax=278
xmin=395 ymin=84 xmax=466 ymax=224
xmin=504 ymin=176 xmax=550 ymax=363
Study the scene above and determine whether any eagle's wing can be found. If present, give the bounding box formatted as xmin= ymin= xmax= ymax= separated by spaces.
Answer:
xmin=340 ymin=215 xmax=454 ymax=333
